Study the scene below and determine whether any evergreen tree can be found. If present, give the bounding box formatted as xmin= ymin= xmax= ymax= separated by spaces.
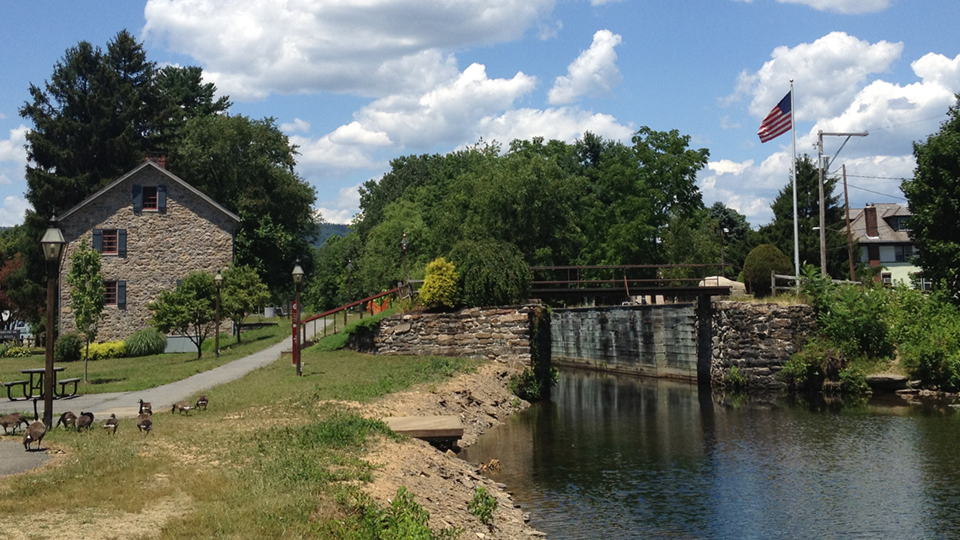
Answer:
xmin=760 ymin=156 xmax=849 ymax=278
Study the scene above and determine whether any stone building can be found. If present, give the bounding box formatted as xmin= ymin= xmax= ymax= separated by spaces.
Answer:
xmin=57 ymin=160 xmax=240 ymax=342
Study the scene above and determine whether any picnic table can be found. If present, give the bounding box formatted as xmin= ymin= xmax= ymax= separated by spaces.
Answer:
xmin=3 ymin=367 xmax=79 ymax=401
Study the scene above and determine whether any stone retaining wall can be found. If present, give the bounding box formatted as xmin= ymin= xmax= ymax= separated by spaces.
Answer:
xmin=375 ymin=307 xmax=534 ymax=363
xmin=711 ymin=302 xmax=817 ymax=389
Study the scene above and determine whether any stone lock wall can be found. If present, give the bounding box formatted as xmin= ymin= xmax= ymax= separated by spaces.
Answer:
xmin=374 ymin=307 xmax=534 ymax=364
xmin=58 ymin=166 xmax=236 ymax=342
xmin=711 ymin=302 xmax=817 ymax=389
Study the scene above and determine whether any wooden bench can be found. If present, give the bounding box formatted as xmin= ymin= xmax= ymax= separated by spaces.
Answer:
xmin=57 ymin=377 xmax=81 ymax=397
xmin=3 ymin=380 xmax=30 ymax=401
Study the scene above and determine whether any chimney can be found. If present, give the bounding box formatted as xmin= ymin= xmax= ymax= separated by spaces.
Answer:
xmin=145 ymin=152 xmax=167 ymax=169
xmin=864 ymin=204 xmax=878 ymax=237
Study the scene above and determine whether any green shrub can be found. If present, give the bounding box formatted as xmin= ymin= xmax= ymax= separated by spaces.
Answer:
xmin=725 ymin=365 xmax=748 ymax=389
xmin=468 ymin=486 xmax=498 ymax=527
xmin=0 ymin=343 xmax=10 ymax=357
xmin=449 ymin=239 xmax=531 ymax=307
xmin=781 ymin=337 xmax=855 ymax=392
xmin=418 ymin=257 xmax=460 ymax=309
xmin=125 ymin=328 xmax=167 ymax=357
xmin=54 ymin=332 xmax=83 ymax=362
xmin=4 ymin=345 xmax=33 ymax=358
xmin=742 ymin=244 xmax=793 ymax=297
xmin=86 ymin=341 xmax=126 ymax=360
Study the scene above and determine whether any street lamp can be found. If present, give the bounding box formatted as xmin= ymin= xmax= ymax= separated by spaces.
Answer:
xmin=292 ymin=259 xmax=304 ymax=377
xmin=401 ymin=232 xmax=409 ymax=288
xmin=40 ymin=218 xmax=65 ymax=428
xmin=214 ymin=269 xmax=223 ymax=358
xmin=347 ymin=259 xmax=353 ymax=324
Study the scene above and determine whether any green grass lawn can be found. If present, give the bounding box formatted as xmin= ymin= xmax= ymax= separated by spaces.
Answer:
xmin=0 ymin=349 xmax=483 ymax=538
xmin=0 ymin=318 xmax=291 ymax=394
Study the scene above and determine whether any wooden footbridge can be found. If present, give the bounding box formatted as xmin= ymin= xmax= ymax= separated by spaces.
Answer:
xmin=529 ymin=264 xmax=734 ymax=302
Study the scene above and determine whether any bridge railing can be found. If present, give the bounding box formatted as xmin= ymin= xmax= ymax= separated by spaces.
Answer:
xmin=530 ymin=264 xmax=736 ymax=294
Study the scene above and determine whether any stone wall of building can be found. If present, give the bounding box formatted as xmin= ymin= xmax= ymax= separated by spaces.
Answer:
xmin=374 ymin=307 xmax=534 ymax=363
xmin=58 ymin=165 xmax=236 ymax=342
xmin=711 ymin=302 xmax=817 ymax=390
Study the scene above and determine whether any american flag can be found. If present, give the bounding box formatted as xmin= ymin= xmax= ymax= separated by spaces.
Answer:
xmin=758 ymin=91 xmax=792 ymax=143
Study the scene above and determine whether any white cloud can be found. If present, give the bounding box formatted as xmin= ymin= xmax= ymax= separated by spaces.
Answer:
xmin=548 ymin=30 xmax=623 ymax=105
xmin=0 ymin=125 xmax=27 ymax=166
xmin=281 ymin=118 xmax=311 ymax=133
xmin=776 ymin=0 xmax=891 ymax=14
xmin=476 ymin=107 xmax=634 ymax=145
xmin=0 ymin=196 xmax=30 ymax=227
xmin=729 ymin=32 xmax=903 ymax=121
xmin=353 ymin=63 xmax=538 ymax=147
xmin=709 ymin=159 xmax=754 ymax=176
xmin=316 ymin=182 xmax=364 ymax=224
xmin=731 ymin=0 xmax=891 ymax=14
xmin=590 ymin=0 xmax=625 ymax=5
xmin=143 ymin=0 xmax=555 ymax=100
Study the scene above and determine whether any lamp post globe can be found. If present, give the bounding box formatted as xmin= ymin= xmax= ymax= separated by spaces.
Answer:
xmin=40 ymin=218 xmax=65 ymax=428
xmin=292 ymin=260 xmax=303 ymax=376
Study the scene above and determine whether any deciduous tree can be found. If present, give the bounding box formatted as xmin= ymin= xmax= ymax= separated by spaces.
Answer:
xmin=902 ymin=95 xmax=960 ymax=298
xmin=220 ymin=265 xmax=270 ymax=343
xmin=148 ymin=272 xmax=215 ymax=359
xmin=66 ymin=240 xmax=105 ymax=381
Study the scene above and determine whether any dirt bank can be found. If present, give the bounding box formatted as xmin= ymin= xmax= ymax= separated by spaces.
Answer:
xmin=351 ymin=360 xmax=547 ymax=538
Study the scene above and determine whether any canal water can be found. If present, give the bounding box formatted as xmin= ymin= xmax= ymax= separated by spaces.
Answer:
xmin=461 ymin=368 xmax=960 ymax=539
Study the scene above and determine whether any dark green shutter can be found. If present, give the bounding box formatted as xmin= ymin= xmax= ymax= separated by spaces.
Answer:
xmin=117 ymin=281 xmax=126 ymax=307
xmin=118 ymin=229 xmax=127 ymax=257
xmin=158 ymin=185 xmax=167 ymax=212
xmin=93 ymin=229 xmax=102 ymax=252
xmin=132 ymin=184 xmax=142 ymax=211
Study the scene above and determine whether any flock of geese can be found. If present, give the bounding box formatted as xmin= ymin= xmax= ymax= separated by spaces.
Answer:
xmin=0 ymin=395 xmax=209 ymax=451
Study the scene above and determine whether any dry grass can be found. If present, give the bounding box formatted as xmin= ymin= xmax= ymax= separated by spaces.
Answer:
xmin=0 ymin=349 xmax=480 ymax=539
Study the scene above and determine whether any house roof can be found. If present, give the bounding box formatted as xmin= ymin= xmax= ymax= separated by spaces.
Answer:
xmin=56 ymin=161 xmax=242 ymax=224
xmin=848 ymin=202 xmax=911 ymax=244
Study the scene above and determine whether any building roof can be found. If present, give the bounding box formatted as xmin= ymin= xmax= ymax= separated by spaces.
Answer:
xmin=56 ymin=161 xmax=241 ymax=224
xmin=848 ymin=202 xmax=911 ymax=244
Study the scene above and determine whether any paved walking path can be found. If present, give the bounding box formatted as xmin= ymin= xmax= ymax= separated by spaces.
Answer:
xmin=0 ymin=322 xmax=322 ymax=476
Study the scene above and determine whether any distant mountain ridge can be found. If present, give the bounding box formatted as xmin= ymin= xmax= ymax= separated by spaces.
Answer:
xmin=315 ymin=222 xmax=350 ymax=247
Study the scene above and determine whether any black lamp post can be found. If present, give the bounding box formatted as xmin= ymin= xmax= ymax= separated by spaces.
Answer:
xmin=346 ymin=259 xmax=353 ymax=324
xmin=292 ymin=260 xmax=304 ymax=377
xmin=214 ymin=269 xmax=223 ymax=358
xmin=401 ymin=233 xmax=409 ymax=287
xmin=40 ymin=218 xmax=65 ymax=428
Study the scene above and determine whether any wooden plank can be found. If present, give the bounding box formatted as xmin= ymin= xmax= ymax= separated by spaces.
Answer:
xmin=383 ymin=416 xmax=463 ymax=440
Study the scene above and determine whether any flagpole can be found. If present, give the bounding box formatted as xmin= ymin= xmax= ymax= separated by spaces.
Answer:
xmin=790 ymin=80 xmax=800 ymax=283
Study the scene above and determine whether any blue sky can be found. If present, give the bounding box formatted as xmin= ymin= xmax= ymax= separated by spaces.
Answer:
xmin=1 ymin=0 xmax=958 ymax=227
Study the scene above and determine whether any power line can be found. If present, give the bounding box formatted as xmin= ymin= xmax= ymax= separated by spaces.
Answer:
xmin=845 ymin=174 xmax=909 ymax=180
xmin=845 ymin=183 xmax=908 ymax=201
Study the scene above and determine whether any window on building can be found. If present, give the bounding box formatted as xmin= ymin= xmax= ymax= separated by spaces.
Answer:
xmin=143 ymin=186 xmax=158 ymax=210
xmin=882 ymin=272 xmax=892 ymax=286
xmin=895 ymin=245 xmax=914 ymax=262
xmin=101 ymin=229 xmax=118 ymax=254
xmin=891 ymin=217 xmax=912 ymax=232
xmin=867 ymin=245 xmax=880 ymax=263
xmin=104 ymin=280 xmax=126 ymax=306
xmin=105 ymin=281 xmax=117 ymax=305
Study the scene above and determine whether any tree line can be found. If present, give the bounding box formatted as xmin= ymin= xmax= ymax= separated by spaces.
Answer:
xmin=0 ymin=30 xmax=316 ymax=332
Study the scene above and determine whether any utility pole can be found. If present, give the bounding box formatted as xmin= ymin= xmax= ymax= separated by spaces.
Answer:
xmin=843 ymin=165 xmax=856 ymax=282
xmin=817 ymin=130 xmax=868 ymax=277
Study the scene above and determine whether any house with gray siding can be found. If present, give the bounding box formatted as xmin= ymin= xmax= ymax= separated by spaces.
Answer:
xmin=56 ymin=160 xmax=240 ymax=342
xmin=848 ymin=203 xmax=926 ymax=288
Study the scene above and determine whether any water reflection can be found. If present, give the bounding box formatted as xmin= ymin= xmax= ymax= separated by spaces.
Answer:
xmin=462 ymin=369 xmax=960 ymax=539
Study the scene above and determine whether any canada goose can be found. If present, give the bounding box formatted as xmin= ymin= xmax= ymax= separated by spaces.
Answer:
xmin=76 ymin=411 xmax=94 ymax=431
xmin=138 ymin=399 xmax=152 ymax=415
xmin=56 ymin=411 xmax=77 ymax=430
xmin=0 ymin=412 xmax=28 ymax=434
xmin=23 ymin=421 xmax=46 ymax=451
xmin=172 ymin=400 xmax=192 ymax=415
xmin=136 ymin=413 xmax=152 ymax=435
xmin=195 ymin=395 xmax=208 ymax=410
xmin=103 ymin=414 xmax=118 ymax=435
